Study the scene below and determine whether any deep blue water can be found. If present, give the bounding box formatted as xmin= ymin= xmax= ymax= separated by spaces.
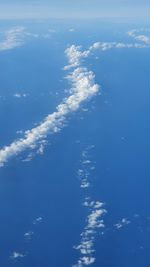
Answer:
xmin=0 ymin=20 xmax=150 ymax=267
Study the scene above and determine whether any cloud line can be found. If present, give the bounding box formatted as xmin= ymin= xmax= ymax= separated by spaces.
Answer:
xmin=0 ymin=47 xmax=99 ymax=166
xmin=0 ymin=27 xmax=150 ymax=167
xmin=0 ymin=26 xmax=150 ymax=265
xmin=73 ymin=146 xmax=106 ymax=267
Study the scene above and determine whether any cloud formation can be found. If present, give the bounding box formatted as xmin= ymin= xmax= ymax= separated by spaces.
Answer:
xmin=0 ymin=27 xmax=25 ymax=51
xmin=89 ymin=41 xmax=148 ymax=52
xmin=33 ymin=217 xmax=43 ymax=224
xmin=13 ymin=93 xmax=27 ymax=98
xmin=10 ymin=251 xmax=26 ymax=259
xmin=0 ymin=47 xmax=99 ymax=166
xmin=64 ymin=45 xmax=90 ymax=70
xmin=73 ymin=147 xmax=106 ymax=267
xmin=0 ymin=27 xmax=38 ymax=51
xmin=2 ymin=28 xmax=149 ymax=265
xmin=0 ymin=27 xmax=149 ymax=167
xmin=128 ymin=28 xmax=150 ymax=45
xmin=115 ymin=218 xmax=131 ymax=230
xmin=24 ymin=231 xmax=34 ymax=240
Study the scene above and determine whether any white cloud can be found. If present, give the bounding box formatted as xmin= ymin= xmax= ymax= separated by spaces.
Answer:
xmin=1 ymin=28 xmax=149 ymax=168
xmin=10 ymin=251 xmax=26 ymax=259
xmin=89 ymin=41 xmax=147 ymax=52
xmin=13 ymin=93 xmax=27 ymax=98
xmin=63 ymin=45 xmax=90 ymax=70
xmin=24 ymin=231 xmax=34 ymax=240
xmin=0 ymin=26 xmax=149 ymax=55
xmin=74 ymin=240 xmax=94 ymax=256
xmin=0 ymin=27 xmax=25 ymax=51
xmin=73 ymin=148 xmax=106 ymax=267
xmin=78 ymin=166 xmax=90 ymax=188
xmin=82 ymin=160 xmax=91 ymax=164
xmin=78 ymin=147 xmax=97 ymax=190
xmin=1 ymin=27 xmax=149 ymax=267
xmin=69 ymin=28 xmax=75 ymax=32
xmin=136 ymin=35 xmax=150 ymax=44
xmin=73 ymin=201 xmax=106 ymax=266
xmin=75 ymin=256 xmax=95 ymax=266
xmin=83 ymin=201 xmax=104 ymax=209
xmin=80 ymin=179 xmax=90 ymax=188
xmin=0 ymin=27 xmax=39 ymax=52
xmin=83 ymin=201 xmax=94 ymax=207
xmin=127 ymin=28 xmax=150 ymax=45
xmin=115 ymin=218 xmax=131 ymax=229
xmin=0 ymin=61 xmax=99 ymax=167
xmin=87 ymin=209 xmax=106 ymax=229
xmin=22 ymin=152 xmax=33 ymax=162
xmin=36 ymin=140 xmax=47 ymax=155
xmin=16 ymin=130 xmax=24 ymax=135
xmin=87 ymin=29 xmax=150 ymax=54
xmin=33 ymin=217 xmax=43 ymax=225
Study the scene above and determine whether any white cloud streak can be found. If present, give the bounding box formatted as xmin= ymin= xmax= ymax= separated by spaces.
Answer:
xmin=1 ymin=29 xmax=147 ymax=264
xmin=73 ymin=147 xmax=106 ymax=267
xmin=73 ymin=200 xmax=106 ymax=267
xmin=89 ymin=41 xmax=148 ymax=52
xmin=0 ymin=27 xmax=149 ymax=167
xmin=0 ymin=48 xmax=99 ymax=166
xmin=89 ymin=29 xmax=150 ymax=53
xmin=0 ymin=27 xmax=39 ymax=51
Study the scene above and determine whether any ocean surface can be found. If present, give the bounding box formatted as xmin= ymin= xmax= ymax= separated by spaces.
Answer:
xmin=0 ymin=19 xmax=150 ymax=267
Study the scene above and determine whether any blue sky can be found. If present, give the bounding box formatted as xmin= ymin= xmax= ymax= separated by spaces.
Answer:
xmin=0 ymin=0 xmax=150 ymax=20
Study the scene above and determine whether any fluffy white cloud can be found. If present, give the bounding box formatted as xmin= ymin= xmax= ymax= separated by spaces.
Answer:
xmin=0 ymin=63 xmax=99 ymax=167
xmin=74 ymin=200 xmax=106 ymax=266
xmin=75 ymin=256 xmax=95 ymax=266
xmin=74 ymin=148 xmax=106 ymax=267
xmin=64 ymin=45 xmax=90 ymax=70
xmin=87 ymin=208 xmax=106 ymax=229
xmin=80 ymin=179 xmax=90 ymax=188
xmin=1 ymin=28 xmax=149 ymax=167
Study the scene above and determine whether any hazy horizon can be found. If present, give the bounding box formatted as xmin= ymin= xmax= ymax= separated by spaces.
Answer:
xmin=0 ymin=0 xmax=150 ymax=20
